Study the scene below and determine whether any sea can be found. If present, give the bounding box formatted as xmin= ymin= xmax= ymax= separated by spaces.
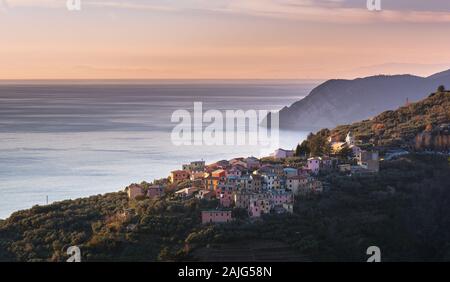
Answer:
xmin=0 ymin=80 xmax=318 ymax=219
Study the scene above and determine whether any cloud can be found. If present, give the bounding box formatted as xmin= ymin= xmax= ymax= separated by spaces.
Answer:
xmin=3 ymin=0 xmax=450 ymax=23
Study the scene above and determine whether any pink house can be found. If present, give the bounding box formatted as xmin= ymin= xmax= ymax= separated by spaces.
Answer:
xmin=270 ymin=191 xmax=293 ymax=205
xmin=307 ymin=157 xmax=321 ymax=174
xmin=216 ymin=184 xmax=235 ymax=207
xmin=249 ymin=195 xmax=271 ymax=218
xmin=229 ymin=158 xmax=247 ymax=168
xmin=219 ymin=192 xmax=233 ymax=207
xmin=201 ymin=210 xmax=232 ymax=224
xmin=249 ymin=203 xmax=262 ymax=218
xmin=126 ymin=184 xmax=144 ymax=200
xmin=227 ymin=166 xmax=243 ymax=177
xmin=245 ymin=157 xmax=260 ymax=170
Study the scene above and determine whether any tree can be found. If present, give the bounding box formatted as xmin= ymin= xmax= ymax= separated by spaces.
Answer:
xmin=307 ymin=132 xmax=330 ymax=156
xmin=338 ymin=144 xmax=353 ymax=159
xmin=295 ymin=141 xmax=310 ymax=157
xmin=232 ymin=208 xmax=249 ymax=220
xmin=438 ymin=85 xmax=446 ymax=92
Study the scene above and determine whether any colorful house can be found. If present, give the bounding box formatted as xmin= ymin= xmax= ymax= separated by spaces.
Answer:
xmin=215 ymin=160 xmax=230 ymax=169
xmin=147 ymin=185 xmax=164 ymax=198
xmin=201 ymin=210 xmax=232 ymax=224
xmin=273 ymin=164 xmax=285 ymax=177
xmin=287 ymin=175 xmax=309 ymax=194
xmin=182 ymin=160 xmax=205 ymax=172
xmin=262 ymin=173 xmax=281 ymax=190
xmin=271 ymin=148 xmax=295 ymax=159
xmin=126 ymin=184 xmax=144 ymax=200
xmin=216 ymin=183 xmax=235 ymax=207
xmin=234 ymin=191 xmax=253 ymax=209
xmin=269 ymin=190 xmax=293 ymax=205
xmin=283 ymin=167 xmax=298 ymax=177
xmin=170 ymin=170 xmax=190 ymax=184
xmin=228 ymin=166 xmax=243 ymax=177
xmin=250 ymin=174 xmax=263 ymax=191
xmin=307 ymin=158 xmax=321 ymax=174
xmin=175 ymin=187 xmax=199 ymax=198
xmin=229 ymin=158 xmax=247 ymax=168
xmin=190 ymin=171 xmax=207 ymax=181
xmin=212 ymin=169 xmax=227 ymax=178
xmin=249 ymin=196 xmax=271 ymax=218
xmin=245 ymin=156 xmax=261 ymax=170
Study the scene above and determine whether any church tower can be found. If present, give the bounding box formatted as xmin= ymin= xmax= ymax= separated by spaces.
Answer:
xmin=346 ymin=131 xmax=355 ymax=146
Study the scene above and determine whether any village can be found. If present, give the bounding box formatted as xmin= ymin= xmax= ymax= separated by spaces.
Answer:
xmin=124 ymin=131 xmax=381 ymax=225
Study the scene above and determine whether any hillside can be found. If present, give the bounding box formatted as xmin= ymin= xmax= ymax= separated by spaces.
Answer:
xmin=278 ymin=70 xmax=450 ymax=130
xmin=328 ymin=90 xmax=450 ymax=149
xmin=1 ymin=154 xmax=450 ymax=262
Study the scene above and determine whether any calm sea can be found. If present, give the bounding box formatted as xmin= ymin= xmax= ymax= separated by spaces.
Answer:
xmin=0 ymin=81 xmax=317 ymax=218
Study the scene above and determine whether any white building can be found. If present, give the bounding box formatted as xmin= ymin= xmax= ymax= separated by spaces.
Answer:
xmin=346 ymin=131 xmax=355 ymax=146
xmin=271 ymin=148 xmax=295 ymax=159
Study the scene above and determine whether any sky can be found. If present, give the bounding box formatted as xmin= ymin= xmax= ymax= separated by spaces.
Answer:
xmin=0 ymin=0 xmax=450 ymax=80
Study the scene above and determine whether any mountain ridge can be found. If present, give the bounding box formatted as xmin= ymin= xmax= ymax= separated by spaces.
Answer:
xmin=278 ymin=69 xmax=450 ymax=130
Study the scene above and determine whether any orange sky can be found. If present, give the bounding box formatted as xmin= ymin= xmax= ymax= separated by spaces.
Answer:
xmin=1 ymin=0 xmax=450 ymax=79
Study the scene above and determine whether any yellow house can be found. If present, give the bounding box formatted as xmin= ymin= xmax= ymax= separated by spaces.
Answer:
xmin=170 ymin=170 xmax=190 ymax=184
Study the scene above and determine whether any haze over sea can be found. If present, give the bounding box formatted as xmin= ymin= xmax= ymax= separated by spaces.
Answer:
xmin=0 ymin=81 xmax=316 ymax=218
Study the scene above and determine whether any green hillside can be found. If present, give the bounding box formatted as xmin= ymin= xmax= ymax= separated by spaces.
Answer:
xmin=1 ymin=154 xmax=450 ymax=261
xmin=330 ymin=89 xmax=450 ymax=149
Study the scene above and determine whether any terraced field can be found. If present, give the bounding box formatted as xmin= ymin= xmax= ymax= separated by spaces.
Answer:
xmin=191 ymin=240 xmax=309 ymax=262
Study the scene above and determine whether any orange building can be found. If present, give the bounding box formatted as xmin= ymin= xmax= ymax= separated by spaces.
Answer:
xmin=201 ymin=210 xmax=232 ymax=224
xmin=211 ymin=169 xmax=227 ymax=178
xmin=170 ymin=170 xmax=190 ymax=184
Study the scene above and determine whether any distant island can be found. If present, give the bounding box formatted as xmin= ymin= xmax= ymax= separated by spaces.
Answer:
xmin=0 ymin=88 xmax=449 ymax=262
xmin=277 ymin=69 xmax=450 ymax=130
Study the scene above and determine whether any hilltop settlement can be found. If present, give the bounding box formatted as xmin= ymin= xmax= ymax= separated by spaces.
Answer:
xmin=125 ymin=130 xmax=381 ymax=224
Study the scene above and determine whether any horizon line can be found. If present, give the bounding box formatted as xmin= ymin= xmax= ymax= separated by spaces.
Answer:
xmin=0 ymin=78 xmax=325 ymax=85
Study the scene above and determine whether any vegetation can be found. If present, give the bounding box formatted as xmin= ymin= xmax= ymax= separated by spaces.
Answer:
xmin=296 ymin=130 xmax=331 ymax=157
xmin=330 ymin=91 xmax=450 ymax=149
xmin=185 ymin=154 xmax=450 ymax=261
xmin=1 ymin=154 xmax=449 ymax=262
xmin=295 ymin=141 xmax=310 ymax=157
